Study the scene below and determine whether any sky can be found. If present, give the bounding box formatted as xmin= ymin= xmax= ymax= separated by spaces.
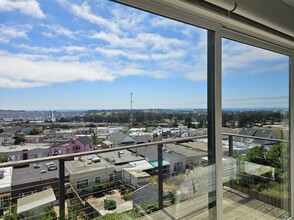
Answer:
xmin=0 ymin=0 xmax=290 ymax=110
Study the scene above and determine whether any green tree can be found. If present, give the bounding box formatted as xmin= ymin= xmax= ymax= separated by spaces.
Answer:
xmin=0 ymin=155 xmax=8 ymax=163
xmin=244 ymin=146 xmax=265 ymax=164
xmin=13 ymin=136 xmax=25 ymax=145
xmin=265 ymin=143 xmax=288 ymax=178
xmin=39 ymin=203 xmax=57 ymax=220
xmin=91 ymin=132 xmax=99 ymax=146
xmin=67 ymin=199 xmax=83 ymax=220
xmin=29 ymin=128 xmax=41 ymax=135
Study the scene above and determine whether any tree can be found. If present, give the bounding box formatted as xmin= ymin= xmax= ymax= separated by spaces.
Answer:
xmin=0 ymin=155 xmax=8 ymax=163
xmin=104 ymin=199 xmax=116 ymax=210
xmin=29 ymin=128 xmax=41 ymax=135
xmin=13 ymin=136 xmax=25 ymax=145
xmin=39 ymin=203 xmax=57 ymax=220
xmin=91 ymin=132 xmax=99 ymax=146
xmin=265 ymin=143 xmax=288 ymax=178
xmin=244 ymin=146 xmax=265 ymax=164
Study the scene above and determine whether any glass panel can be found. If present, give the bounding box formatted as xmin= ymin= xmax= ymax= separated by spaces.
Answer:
xmin=222 ymin=38 xmax=290 ymax=219
xmin=0 ymin=0 xmax=214 ymax=219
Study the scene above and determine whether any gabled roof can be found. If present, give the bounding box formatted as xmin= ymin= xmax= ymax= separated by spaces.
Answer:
xmin=107 ymin=133 xmax=136 ymax=145
xmin=132 ymin=135 xmax=152 ymax=144
xmin=239 ymin=128 xmax=257 ymax=136
xmin=76 ymin=136 xmax=92 ymax=145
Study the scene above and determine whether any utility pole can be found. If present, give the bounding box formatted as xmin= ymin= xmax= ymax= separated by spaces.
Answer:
xmin=130 ymin=93 xmax=133 ymax=128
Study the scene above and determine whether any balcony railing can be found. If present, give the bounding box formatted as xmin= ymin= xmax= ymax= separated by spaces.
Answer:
xmin=0 ymin=134 xmax=289 ymax=220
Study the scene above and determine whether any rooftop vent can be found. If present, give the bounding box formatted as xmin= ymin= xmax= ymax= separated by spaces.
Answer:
xmin=91 ymin=157 xmax=100 ymax=163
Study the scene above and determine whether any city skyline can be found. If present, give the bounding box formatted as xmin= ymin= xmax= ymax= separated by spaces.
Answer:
xmin=0 ymin=0 xmax=290 ymax=110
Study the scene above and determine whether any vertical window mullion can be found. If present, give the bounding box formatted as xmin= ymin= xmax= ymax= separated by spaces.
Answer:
xmin=207 ymin=27 xmax=223 ymax=219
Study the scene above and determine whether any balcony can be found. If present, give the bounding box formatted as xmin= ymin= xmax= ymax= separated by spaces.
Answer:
xmin=0 ymin=133 xmax=289 ymax=219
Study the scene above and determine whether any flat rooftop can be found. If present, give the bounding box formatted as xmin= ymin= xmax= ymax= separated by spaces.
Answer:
xmin=65 ymin=154 xmax=115 ymax=175
xmin=99 ymin=149 xmax=144 ymax=165
xmin=12 ymin=160 xmax=64 ymax=185
xmin=0 ymin=143 xmax=50 ymax=153
xmin=0 ymin=167 xmax=12 ymax=193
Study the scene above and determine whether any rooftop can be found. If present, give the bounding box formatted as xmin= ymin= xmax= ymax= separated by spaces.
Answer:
xmin=99 ymin=149 xmax=144 ymax=165
xmin=0 ymin=143 xmax=51 ymax=153
xmin=65 ymin=154 xmax=115 ymax=175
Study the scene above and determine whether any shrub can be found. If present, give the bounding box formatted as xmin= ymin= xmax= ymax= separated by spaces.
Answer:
xmin=104 ymin=199 xmax=116 ymax=210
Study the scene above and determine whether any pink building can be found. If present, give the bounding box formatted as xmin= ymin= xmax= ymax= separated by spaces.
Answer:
xmin=50 ymin=136 xmax=93 ymax=155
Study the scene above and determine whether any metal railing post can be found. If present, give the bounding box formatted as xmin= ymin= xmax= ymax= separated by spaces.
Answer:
xmin=59 ymin=159 xmax=65 ymax=220
xmin=158 ymin=143 xmax=164 ymax=210
xmin=229 ymin=135 xmax=233 ymax=157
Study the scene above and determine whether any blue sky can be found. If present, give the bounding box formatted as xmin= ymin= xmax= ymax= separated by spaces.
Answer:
xmin=0 ymin=0 xmax=289 ymax=110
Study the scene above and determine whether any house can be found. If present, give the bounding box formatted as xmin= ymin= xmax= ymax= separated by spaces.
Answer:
xmin=165 ymin=143 xmax=207 ymax=168
xmin=122 ymin=168 xmax=150 ymax=186
xmin=98 ymin=149 xmax=144 ymax=166
xmin=130 ymin=145 xmax=186 ymax=176
xmin=0 ymin=143 xmax=50 ymax=161
xmin=104 ymin=133 xmax=136 ymax=148
xmin=50 ymin=136 xmax=93 ymax=155
xmin=65 ymin=155 xmax=115 ymax=191
xmin=11 ymin=161 xmax=68 ymax=203
xmin=252 ymin=129 xmax=277 ymax=148
xmin=0 ymin=167 xmax=12 ymax=215
xmin=17 ymin=188 xmax=56 ymax=218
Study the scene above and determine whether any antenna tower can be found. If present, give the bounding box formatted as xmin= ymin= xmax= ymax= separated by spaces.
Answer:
xmin=130 ymin=93 xmax=133 ymax=128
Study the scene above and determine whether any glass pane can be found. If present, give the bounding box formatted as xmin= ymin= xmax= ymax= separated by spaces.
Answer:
xmin=222 ymin=38 xmax=290 ymax=219
xmin=0 ymin=0 xmax=213 ymax=219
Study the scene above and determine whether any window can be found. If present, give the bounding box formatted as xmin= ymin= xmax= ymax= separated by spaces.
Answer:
xmin=77 ymin=179 xmax=88 ymax=189
xmin=173 ymin=162 xmax=183 ymax=172
xmin=222 ymin=38 xmax=290 ymax=218
xmin=95 ymin=176 xmax=101 ymax=184
xmin=74 ymin=145 xmax=80 ymax=152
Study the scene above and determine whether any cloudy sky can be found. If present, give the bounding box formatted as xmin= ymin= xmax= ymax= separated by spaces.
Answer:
xmin=0 ymin=0 xmax=289 ymax=110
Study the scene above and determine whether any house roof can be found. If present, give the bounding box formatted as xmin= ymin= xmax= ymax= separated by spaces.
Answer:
xmin=129 ymin=160 xmax=154 ymax=170
xmin=99 ymin=149 xmax=144 ymax=165
xmin=12 ymin=160 xmax=64 ymax=185
xmin=165 ymin=143 xmax=207 ymax=159
xmin=65 ymin=155 xmax=115 ymax=175
xmin=17 ymin=188 xmax=56 ymax=214
xmin=239 ymin=128 xmax=257 ymax=136
xmin=129 ymin=183 xmax=167 ymax=205
xmin=107 ymin=132 xmax=128 ymax=144
xmin=77 ymin=136 xmax=92 ymax=145
xmin=132 ymin=135 xmax=152 ymax=144
xmin=252 ymin=129 xmax=276 ymax=145
xmin=107 ymin=132 xmax=136 ymax=145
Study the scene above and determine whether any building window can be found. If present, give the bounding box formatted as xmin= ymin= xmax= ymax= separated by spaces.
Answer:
xmin=77 ymin=179 xmax=88 ymax=189
xmin=19 ymin=190 xmax=36 ymax=198
xmin=95 ymin=176 xmax=101 ymax=183
xmin=174 ymin=162 xmax=183 ymax=172
xmin=74 ymin=145 xmax=80 ymax=152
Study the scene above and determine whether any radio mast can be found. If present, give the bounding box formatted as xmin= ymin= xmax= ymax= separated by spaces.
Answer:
xmin=130 ymin=93 xmax=133 ymax=128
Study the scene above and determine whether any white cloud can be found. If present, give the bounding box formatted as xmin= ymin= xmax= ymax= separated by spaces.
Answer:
xmin=58 ymin=0 xmax=120 ymax=34
xmin=0 ymin=0 xmax=45 ymax=19
xmin=91 ymin=31 xmax=145 ymax=49
xmin=0 ymin=49 xmax=177 ymax=88
xmin=41 ymin=24 xmax=76 ymax=39
xmin=0 ymin=51 xmax=115 ymax=88
xmin=222 ymin=41 xmax=286 ymax=70
xmin=0 ymin=24 xmax=30 ymax=43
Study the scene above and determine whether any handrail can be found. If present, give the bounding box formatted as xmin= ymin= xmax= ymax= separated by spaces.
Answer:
xmin=0 ymin=135 xmax=207 ymax=169
xmin=222 ymin=132 xmax=289 ymax=143
xmin=0 ymin=132 xmax=288 ymax=169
